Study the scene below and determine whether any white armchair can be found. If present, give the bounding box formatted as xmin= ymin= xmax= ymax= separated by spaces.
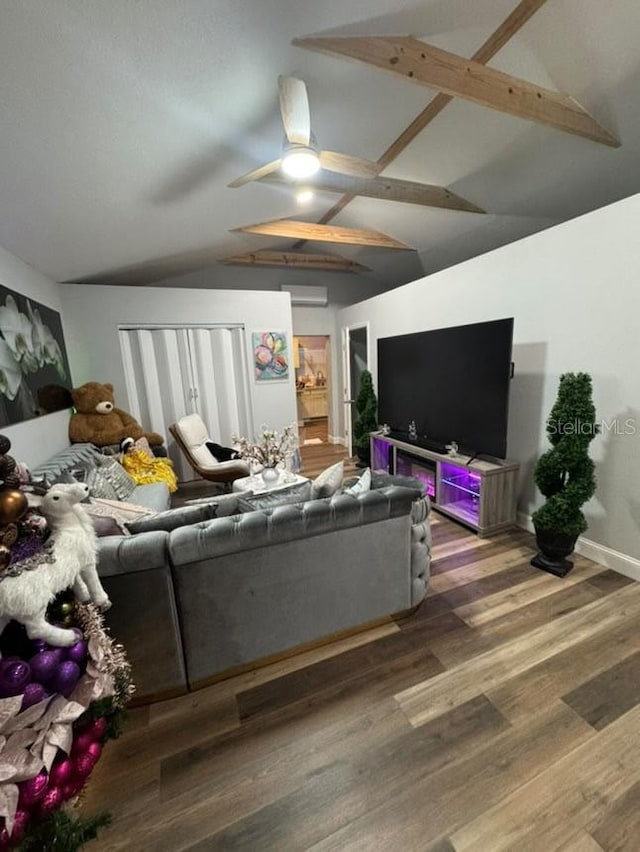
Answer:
xmin=169 ymin=413 xmax=250 ymax=488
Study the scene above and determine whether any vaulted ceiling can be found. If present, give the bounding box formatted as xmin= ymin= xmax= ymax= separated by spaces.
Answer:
xmin=1 ymin=0 xmax=639 ymax=300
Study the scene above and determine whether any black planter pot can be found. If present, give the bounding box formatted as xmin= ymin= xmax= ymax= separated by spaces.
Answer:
xmin=355 ymin=445 xmax=371 ymax=469
xmin=531 ymin=527 xmax=579 ymax=577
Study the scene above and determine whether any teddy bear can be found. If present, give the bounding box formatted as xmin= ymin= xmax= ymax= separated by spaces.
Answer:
xmin=68 ymin=381 xmax=164 ymax=448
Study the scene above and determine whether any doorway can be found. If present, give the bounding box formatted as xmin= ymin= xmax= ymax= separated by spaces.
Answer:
xmin=342 ymin=323 xmax=369 ymax=455
xmin=293 ymin=335 xmax=330 ymax=444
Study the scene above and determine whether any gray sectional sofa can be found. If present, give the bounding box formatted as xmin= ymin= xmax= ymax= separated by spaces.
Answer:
xmin=32 ymin=446 xmax=432 ymax=704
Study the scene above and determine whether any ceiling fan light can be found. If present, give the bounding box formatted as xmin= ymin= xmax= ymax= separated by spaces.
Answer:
xmin=296 ymin=188 xmax=314 ymax=204
xmin=281 ymin=147 xmax=320 ymax=179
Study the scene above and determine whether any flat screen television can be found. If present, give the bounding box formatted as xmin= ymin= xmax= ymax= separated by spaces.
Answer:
xmin=377 ymin=317 xmax=514 ymax=459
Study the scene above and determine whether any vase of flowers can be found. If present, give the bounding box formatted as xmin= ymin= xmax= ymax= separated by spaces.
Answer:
xmin=232 ymin=424 xmax=298 ymax=485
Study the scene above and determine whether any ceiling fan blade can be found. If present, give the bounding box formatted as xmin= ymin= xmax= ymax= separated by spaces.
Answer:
xmin=278 ymin=76 xmax=311 ymax=146
xmin=228 ymin=159 xmax=282 ymax=188
xmin=319 ymin=150 xmax=379 ymax=178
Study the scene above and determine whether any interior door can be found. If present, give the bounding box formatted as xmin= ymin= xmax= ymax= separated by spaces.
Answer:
xmin=342 ymin=323 xmax=369 ymax=455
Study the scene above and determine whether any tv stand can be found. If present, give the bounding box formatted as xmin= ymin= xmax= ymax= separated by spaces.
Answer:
xmin=386 ymin=431 xmax=449 ymax=455
xmin=372 ymin=433 xmax=519 ymax=536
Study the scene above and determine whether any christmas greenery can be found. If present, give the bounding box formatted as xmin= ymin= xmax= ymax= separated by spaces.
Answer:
xmin=17 ymin=809 xmax=111 ymax=852
xmin=532 ymin=372 xmax=599 ymax=537
xmin=353 ymin=371 xmax=378 ymax=456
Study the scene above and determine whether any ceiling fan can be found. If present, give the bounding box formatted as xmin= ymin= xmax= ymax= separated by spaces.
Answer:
xmin=228 ymin=75 xmax=379 ymax=188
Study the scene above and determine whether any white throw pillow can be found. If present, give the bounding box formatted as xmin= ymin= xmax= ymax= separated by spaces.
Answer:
xmin=344 ymin=468 xmax=371 ymax=496
xmin=311 ymin=460 xmax=344 ymax=499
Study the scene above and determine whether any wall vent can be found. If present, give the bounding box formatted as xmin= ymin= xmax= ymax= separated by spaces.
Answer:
xmin=280 ymin=284 xmax=328 ymax=307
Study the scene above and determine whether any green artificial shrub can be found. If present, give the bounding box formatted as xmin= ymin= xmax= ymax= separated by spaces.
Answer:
xmin=353 ymin=370 xmax=378 ymax=459
xmin=532 ymin=372 xmax=599 ymax=537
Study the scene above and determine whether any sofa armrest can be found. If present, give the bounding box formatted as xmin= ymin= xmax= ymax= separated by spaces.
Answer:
xmin=409 ymin=497 xmax=431 ymax=605
xmin=97 ymin=530 xmax=170 ymax=577
xmin=97 ymin=530 xmax=187 ymax=702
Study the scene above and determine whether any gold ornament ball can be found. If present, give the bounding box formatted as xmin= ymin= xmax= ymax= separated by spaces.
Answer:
xmin=0 ymin=489 xmax=28 ymax=525
xmin=61 ymin=602 xmax=74 ymax=615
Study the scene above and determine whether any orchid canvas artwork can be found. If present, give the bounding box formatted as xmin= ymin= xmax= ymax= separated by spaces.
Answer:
xmin=0 ymin=286 xmax=72 ymax=427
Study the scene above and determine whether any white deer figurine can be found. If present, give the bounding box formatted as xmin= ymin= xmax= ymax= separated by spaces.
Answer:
xmin=0 ymin=481 xmax=111 ymax=648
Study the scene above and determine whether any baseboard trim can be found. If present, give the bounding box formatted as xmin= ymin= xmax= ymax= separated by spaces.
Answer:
xmin=517 ymin=511 xmax=640 ymax=581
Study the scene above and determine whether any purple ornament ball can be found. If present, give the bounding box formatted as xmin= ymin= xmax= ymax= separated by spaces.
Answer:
xmin=62 ymin=780 xmax=84 ymax=801
xmin=86 ymin=716 xmax=108 ymax=741
xmin=0 ymin=659 xmax=32 ymax=697
xmin=71 ymin=731 xmax=94 ymax=756
xmin=65 ymin=640 xmax=87 ymax=667
xmin=18 ymin=771 xmax=48 ymax=807
xmin=51 ymin=660 xmax=80 ymax=698
xmin=30 ymin=639 xmax=48 ymax=654
xmin=49 ymin=759 xmax=74 ymax=788
xmin=36 ymin=785 xmax=62 ymax=819
xmin=29 ymin=650 xmax=62 ymax=685
xmin=20 ymin=682 xmax=49 ymax=712
xmin=72 ymin=752 xmax=96 ymax=780
xmin=86 ymin=741 xmax=102 ymax=764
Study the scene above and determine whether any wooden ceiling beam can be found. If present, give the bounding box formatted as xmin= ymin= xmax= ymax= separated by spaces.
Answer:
xmin=259 ymin=171 xmax=484 ymax=213
xmin=219 ymin=250 xmax=370 ymax=273
xmin=376 ymin=0 xmax=551 ymax=170
xmin=293 ymin=36 xmax=619 ymax=148
xmin=230 ymin=220 xmax=411 ymax=250
xmin=291 ymin=0 xmax=552 ymax=246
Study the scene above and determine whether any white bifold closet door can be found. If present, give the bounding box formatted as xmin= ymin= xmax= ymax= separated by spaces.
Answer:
xmin=119 ymin=325 xmax=252 ymax=481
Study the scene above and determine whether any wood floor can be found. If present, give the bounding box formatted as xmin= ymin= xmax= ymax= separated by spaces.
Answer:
xmin=85 ymin=449 xmax=640 ymax=850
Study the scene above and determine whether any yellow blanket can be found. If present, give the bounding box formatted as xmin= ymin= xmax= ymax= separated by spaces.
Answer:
xmin=121 ymin=449 xmax=178 ymax=493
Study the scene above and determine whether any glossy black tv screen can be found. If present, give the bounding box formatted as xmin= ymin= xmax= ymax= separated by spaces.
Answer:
xmin=377 ymin=317 xmax=514 ymax=459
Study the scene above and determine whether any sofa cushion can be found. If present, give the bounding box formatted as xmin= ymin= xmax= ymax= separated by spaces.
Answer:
xmin=130 ymin=483 xmax=172 ymax=513
xmin=84 ymin=465 xmax=120 ymax=500
xmin=125 ymin=502 xmax=221 ymax=534
xmin=95 ymin=455 xmax=137 ymax=500
xmin=310 ymin=460 xmax=344 ymax=499
xmin=343 ymin=468 xmax=371 ymax=496
xmin=91 ymin=515 xmax=126 ymax=537
xmin=85 ymin=497 xmax=154 ymax=534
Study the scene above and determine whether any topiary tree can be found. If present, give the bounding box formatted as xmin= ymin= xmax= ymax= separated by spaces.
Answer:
xmin=532 ymin=372 xmax=599 ymax=539
xmin=353 ymin=370 xmax=377 ymax=464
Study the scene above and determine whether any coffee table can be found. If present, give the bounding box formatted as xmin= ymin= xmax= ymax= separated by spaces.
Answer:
xmin=232 ymin=472 xmax=311 ymax=509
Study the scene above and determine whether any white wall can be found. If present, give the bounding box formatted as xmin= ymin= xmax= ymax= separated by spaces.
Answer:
xmin=155 ymin=264 xmax=396 ymax=444
xmin=60 ymin=284 xmax=296 ymax=440
xmin=153 ymin=262 xmax=393 ymax=306
xmin=338 ymin=194 xmax=640 ymax=568
xmin=0 ymin=245 xmax=71 ymax=466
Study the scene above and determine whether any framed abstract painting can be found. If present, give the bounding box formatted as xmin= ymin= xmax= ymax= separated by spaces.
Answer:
xmin=252 ymin=331 xmax=290 ymax=382
xmin=0 ymin=287 xmax=72 ymax=427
